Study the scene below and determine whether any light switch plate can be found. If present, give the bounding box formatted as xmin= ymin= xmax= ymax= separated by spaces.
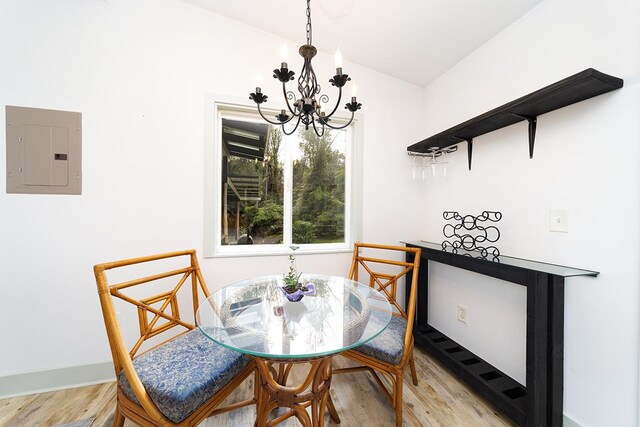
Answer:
xmin=549 ymin=209 xmax=569 ymax=233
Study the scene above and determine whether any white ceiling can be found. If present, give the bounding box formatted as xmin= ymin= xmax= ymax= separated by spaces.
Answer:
xmin=184 ymin=0 xmax=542 ymax=87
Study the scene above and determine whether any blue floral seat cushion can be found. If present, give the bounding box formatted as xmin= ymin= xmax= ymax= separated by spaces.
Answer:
xmin=118 ymin=329 xmax=250 ymax=424
xmin=353 ymin=315 xmax=407 ymax=365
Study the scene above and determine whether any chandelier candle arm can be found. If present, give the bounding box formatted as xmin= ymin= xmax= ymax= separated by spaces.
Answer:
xmin=323 ymin=86 xmax=343 ymax=119
xmin=282 ymin=115 xmax=302 ymax=136
xmin=281 ymin=86 xmax=298 ymax=117
xmin=248 ymin=0 xmax=362 ymax=137
xmin=311 ymin=117 xmax=326 ymax=137
xmin=255 ymin=102 xmax=294 ymax=126
xmin=319 ymin=111 xmax=355 ymax=130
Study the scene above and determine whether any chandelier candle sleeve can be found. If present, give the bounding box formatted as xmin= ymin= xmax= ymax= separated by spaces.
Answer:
xmin=248 ymin=0 xmax=361 ymax=137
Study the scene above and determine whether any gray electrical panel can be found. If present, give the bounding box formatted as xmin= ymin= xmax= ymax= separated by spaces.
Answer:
xmin=6 ymin=106 xmax=82 ymax=194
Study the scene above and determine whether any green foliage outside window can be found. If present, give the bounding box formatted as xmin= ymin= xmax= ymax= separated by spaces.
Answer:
xmin=292 ymin=128 xmax=345 ymax=243
xmin=224 ymin=123 xmax=346 ymax=246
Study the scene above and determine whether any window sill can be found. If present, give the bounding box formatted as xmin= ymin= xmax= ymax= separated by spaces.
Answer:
xmin=204 ymin=247 xmax=353 ymax=259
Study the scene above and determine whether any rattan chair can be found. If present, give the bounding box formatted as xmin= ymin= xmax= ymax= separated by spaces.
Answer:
xmin=94 ymin=250 xmax=257 ymax=427
xmin=334 ymin=243 xmax=421 ymax=427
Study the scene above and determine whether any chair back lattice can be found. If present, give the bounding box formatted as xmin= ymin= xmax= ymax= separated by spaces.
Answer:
xmin=348 ymin=243 xmax=421 ymax=321
xmin=94 ymin=250 xmax=212 ymax=374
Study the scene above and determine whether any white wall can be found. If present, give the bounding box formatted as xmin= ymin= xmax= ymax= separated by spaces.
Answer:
xmin=419 ymin=0 xmax=640 ymax=425
xmin=0 ymin=0 xmax=425 ymax=379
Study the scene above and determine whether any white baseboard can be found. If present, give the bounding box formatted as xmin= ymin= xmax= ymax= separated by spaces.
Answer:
xmin=0 ymin=361 xmax=115 ymax=399
xmin=564 ymin=413 xmax=582 ymax=427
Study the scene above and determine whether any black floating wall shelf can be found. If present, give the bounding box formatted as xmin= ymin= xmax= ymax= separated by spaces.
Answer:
xmin=407 ymin=68 xmax=623 ymax=170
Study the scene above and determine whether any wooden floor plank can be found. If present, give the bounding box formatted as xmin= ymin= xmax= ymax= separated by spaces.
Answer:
xmin=0 ymin=348 xmax=514 ymax=427
xmin=0 ymin=394 xmax=39 ymax=426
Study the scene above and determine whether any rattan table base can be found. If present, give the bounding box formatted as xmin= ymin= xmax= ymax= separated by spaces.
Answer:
xmin=255 ymin=356 xmax=341 ymax=427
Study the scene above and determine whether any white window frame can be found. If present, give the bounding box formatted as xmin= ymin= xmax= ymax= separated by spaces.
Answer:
xmin=204 ymin=94 xmax=363 ymax=258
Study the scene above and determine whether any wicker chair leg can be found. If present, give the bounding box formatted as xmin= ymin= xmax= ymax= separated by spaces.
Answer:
xmin=394 ymin=372 xmax=404 ymax=427
xmin=112 ymin=408 xmax=125 ymax=427
xmin=409 ymin=355 xmax=418 ymax=386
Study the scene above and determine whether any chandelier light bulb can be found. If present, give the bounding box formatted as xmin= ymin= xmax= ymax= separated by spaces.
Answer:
xmin=351 ymin=84 xmax=357 ymax=98
xmin=280 ymin=44 xmax=289 ymax=66
xmin=334 ymin=48 xmax=343 ymax=69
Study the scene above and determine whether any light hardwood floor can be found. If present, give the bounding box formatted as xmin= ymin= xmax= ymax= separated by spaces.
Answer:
xmin=0 ymin=347 xmax=514 ymax=427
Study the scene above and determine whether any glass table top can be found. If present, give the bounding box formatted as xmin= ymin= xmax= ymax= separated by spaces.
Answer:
xmin=403 ymin=241 xmax=599 ymax=277
xmin=196 ymin=274 xmax=393 ymax=359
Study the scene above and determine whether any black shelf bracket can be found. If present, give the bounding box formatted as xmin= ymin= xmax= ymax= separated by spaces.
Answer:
xmin=511 ymin=113 xmax=537 ymax=158
xmin=453 ymin=137 xmax=474 ymax=170
xmin=407 ymin=69 xmax=623 ymax=169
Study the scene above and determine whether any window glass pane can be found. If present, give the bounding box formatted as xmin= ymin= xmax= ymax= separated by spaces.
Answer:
xmin=221 ymin=119 xmax=284 ymax=245
xmin=291 ymin=128 xmax=346 ymax=244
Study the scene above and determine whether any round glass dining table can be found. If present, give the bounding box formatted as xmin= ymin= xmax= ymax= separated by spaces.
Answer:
xmin=196 ymin=274 xmax=393 ymax=427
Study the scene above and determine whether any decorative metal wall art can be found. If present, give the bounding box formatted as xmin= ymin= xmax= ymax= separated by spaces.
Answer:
xmin=442 ymin=211 xmax=502 ymax=260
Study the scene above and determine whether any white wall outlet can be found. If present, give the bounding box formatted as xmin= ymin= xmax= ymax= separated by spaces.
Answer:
xmin=457 ymin=304 xmax=468 ymax=324
xmin=549 ymin=208 xmax=569 ymax=233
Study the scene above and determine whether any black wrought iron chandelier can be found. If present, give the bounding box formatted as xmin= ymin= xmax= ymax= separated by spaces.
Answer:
xmin=249 ymin=0 xmax=361 ymax=136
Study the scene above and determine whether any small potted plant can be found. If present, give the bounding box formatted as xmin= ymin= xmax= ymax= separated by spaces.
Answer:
xmin=280 ymin=245 xmax=315 ymax=302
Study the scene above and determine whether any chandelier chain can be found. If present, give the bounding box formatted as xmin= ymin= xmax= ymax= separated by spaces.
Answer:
xmin=306 ymin=0 xmax=312 ymax=45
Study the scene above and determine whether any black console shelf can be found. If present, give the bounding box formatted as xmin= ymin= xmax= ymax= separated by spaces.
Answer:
xmin=403 ymin=241 xmax=598 ymax=427
xmin=414 ymin=325 xmax=526 ymax=424
xmin=407 ymin=68 xmax=623 ymax=169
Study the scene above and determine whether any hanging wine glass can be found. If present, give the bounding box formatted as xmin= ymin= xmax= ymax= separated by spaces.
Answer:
xmin=440 ymin=150 xmax=450 ymax=178
xmin=427 ymin=147 xmax=440 ymax=177
xmin=421 ymin=155 xmax=429 ymax=180
xmin=411 ymin=154 xmax=418 ymax=180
